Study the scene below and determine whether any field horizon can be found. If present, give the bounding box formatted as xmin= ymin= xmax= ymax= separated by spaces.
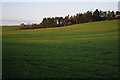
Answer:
xmin=2 ymin=20 xmax=119 ymax=78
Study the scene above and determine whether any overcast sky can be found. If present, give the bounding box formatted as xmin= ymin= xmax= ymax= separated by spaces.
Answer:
xmin=0 ymin=0 xmax=119 ymax=26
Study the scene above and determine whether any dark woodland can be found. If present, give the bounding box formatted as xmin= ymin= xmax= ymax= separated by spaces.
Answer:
xmin=20 ymin=9 xmax=120 ymax=29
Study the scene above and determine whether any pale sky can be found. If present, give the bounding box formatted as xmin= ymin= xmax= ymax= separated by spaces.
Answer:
xmin=0 ymin=0 xmax=119 ymax=26
xmin=1 ymin=0 xmax=119 ymax=2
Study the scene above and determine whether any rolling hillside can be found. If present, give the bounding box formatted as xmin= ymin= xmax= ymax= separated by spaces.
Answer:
xmin=2 ymin=20 xmax=119 ymax=78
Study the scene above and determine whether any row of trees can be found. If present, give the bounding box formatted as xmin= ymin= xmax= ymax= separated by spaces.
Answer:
xmin=20 ymin=9 xmax=120 ymax=29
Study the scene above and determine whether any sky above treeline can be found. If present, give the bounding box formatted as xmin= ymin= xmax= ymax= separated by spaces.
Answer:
xmin=1 ymin=1 xmax=119 ymax=26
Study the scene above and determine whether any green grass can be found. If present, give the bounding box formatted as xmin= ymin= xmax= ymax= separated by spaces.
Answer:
xmin=2 ymin=20 xmax=119 ymax=78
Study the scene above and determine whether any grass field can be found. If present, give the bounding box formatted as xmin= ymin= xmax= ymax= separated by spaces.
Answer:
xmin=2 ymin=20 xmax=119 ymax=78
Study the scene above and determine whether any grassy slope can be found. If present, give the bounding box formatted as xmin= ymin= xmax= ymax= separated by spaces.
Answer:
xmin=2 ymin=20 xmax=119 ymax=78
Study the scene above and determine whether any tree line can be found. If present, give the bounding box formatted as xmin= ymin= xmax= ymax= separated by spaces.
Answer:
xmin=20 ymin=9 xmax=120 ymax=29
